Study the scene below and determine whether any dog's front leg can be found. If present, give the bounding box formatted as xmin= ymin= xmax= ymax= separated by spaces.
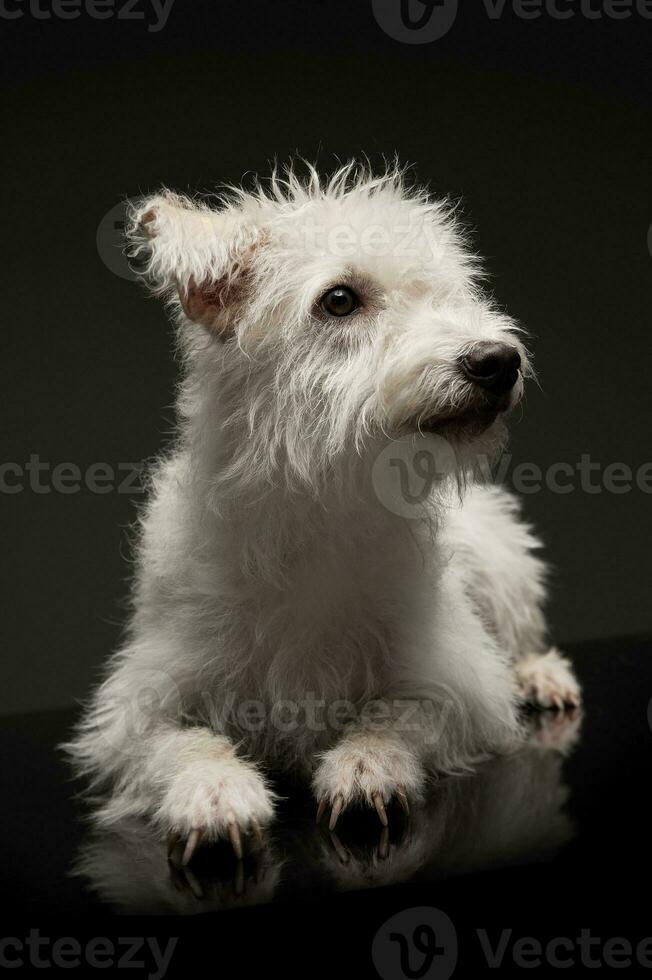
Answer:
xmin=70 ymin=710 xmax=276 ymax=865
xmin=148 ymin=724 xmax=276 ymax=864
xmin=312 ymin=724 xmax=426 ymax=828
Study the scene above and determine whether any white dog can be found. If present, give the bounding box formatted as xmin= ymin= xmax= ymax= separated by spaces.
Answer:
xmin=65 ymin=163 xmax=581 ymax=866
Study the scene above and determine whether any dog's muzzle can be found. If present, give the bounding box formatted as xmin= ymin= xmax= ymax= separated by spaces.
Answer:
xmin=413 ymin=341 xmax=522 ymax=437
xmin=460 ymin=342 xmax=521 ymax=396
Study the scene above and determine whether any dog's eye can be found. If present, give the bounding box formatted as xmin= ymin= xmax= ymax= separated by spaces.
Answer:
xmin=320 ymin=286 xmax=359 ymax=318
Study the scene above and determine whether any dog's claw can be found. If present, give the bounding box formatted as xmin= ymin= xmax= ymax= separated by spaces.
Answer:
xmin=329 ymin=794 xmax=345 ymax=831
xmin=250 ymin=816 xmax=264 ymax=846
xmin=166 ymin=831 xmax=181 ymax=860
xmin=172 ymin=819 xmax=260 ymax=867
xmin=228 ymin=820 xmax=243 ymax=860
xmin=329 ymin=831 xmax=351 ymax=865
xmin=396 ymin=787 xmax=410 ymax=816
xmin=378 ymin=825 xmax=390 ymax=860
xmin=181 ymin=827 xmax=204 ymax=867
xmin=183 ymin=865 xmax=205 ymax=900
xmin=317 ymin=787 xmax=409 ymax=831
xmin=373 ymin=792 xmax=389 ymax=827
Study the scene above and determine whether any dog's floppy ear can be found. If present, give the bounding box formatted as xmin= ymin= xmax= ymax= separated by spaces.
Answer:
xmin=127 ymin=191 xmax=260 ymax=337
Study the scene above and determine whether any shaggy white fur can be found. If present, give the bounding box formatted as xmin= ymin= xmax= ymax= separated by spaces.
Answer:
xmin=64 ymin=162 xmax=581 ymax=859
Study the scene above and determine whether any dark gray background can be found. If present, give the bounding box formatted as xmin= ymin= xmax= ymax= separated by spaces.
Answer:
xmin=2 ymin=0 xmax=651 ymax=715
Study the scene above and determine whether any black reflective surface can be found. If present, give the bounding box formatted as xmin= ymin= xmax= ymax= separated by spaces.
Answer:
xmin=3 ymin=634 xmax=652 ymax=976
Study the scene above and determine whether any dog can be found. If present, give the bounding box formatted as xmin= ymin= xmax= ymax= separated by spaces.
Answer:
xmin=65 ymin=162 xmax=581 ymax=866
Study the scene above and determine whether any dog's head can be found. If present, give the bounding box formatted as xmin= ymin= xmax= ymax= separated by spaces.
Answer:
xmin=128 ymin=164 xmax=530 ymax=492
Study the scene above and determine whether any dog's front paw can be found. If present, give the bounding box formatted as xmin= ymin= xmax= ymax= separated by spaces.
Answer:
xmin=159 ymin=757 xmax=275 ymax=866
xmin=515 ymin=648 xmax=581 ymax=711
xmin=312 ymin=733 xmax=425 ymax=830
xmin=527 ymin=705 xmax=583 ymax=754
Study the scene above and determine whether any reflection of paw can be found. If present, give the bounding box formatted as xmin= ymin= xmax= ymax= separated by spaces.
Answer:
xmin=73 ymin=818 xmax=283 ymax=916
xmin=312 ymin=734 xmax=424 ymax=830
xmin=314 ymin=814 xmax=430 ymax=892
xmin=526 ymin=706 xmax=583 ymax=755
xmin=515 ymin=648 xmax=581 ymax=711
xmin=167 ymin=844 xmax=282 ymax=910
xmin=158 ymin=757 xmax=275 ymax=865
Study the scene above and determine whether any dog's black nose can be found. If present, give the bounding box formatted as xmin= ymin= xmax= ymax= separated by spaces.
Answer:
xmin=460 ymin=343 xmax=521 ymax=395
